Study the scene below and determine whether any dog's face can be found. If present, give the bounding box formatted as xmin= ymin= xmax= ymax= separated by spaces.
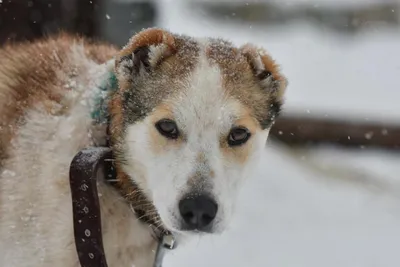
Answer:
xmin=111 ymin=29 xmax=287 ymax=236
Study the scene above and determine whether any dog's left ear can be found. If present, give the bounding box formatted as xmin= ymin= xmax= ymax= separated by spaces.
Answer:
xmin=240 ymin=44 xmax=288 ymax=129
xmin=115 ymin=28 xmax=176 ymax=85
xmin=240 ymin=44 xmax=287 ymax=103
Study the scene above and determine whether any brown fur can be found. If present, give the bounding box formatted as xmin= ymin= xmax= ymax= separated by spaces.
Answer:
xmin=0 ymin=33 xmax=164 ymax=267
xmin=240 ymin=44 xmax=285 ymax=84
xmin=0 ymin=34 xmax=117 ymax=162
xmin=118 ymin=28 xmax=176 ymax=63
xmin=207 ymin=39 xmax=286 ymax=130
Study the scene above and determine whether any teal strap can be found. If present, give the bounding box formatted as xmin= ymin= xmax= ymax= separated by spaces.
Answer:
xmin=91 ymin=72 xmax=118 ymax=123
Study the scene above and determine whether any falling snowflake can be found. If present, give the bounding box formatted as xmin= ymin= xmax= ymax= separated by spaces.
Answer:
xmin=364 ymin=132 xmax=374 ymax=140
xmin=106 ymin=14 xmax=111 ymax=20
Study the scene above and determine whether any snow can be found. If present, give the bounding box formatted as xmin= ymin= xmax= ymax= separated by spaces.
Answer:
xmin=156 ymin=1 xmax=400 ymax=267
xmin=164 ymin=143 xmax=400 ymax=267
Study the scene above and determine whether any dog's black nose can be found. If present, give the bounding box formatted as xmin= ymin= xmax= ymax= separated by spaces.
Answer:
xmin=179 ymin=195 xmax=218 ymax=231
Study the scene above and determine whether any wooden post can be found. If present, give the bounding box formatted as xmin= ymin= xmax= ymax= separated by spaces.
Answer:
xmin=271 ymin=116 xmax=400 ymax=150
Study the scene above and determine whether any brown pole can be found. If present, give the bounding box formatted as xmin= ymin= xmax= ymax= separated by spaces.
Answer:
xmin=271 ymin=116 xmax=400 ymax=150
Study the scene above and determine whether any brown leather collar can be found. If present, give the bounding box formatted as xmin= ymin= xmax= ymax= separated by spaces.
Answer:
xmin=69 ymin=147 xmax=176 ymax=267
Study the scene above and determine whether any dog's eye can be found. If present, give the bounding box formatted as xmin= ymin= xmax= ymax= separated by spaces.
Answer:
xmin=228 ymin=127 xmax=251 ymax=146
xmin=155 ymin=119 xmax=179 ymax=139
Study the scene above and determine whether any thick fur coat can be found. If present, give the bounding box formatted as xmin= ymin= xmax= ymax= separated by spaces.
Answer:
xmin=0 ymin=28 xmax=287 ymax=267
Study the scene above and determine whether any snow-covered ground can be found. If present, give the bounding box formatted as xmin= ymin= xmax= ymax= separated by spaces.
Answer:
xmin=165 ymin=143 xmax=400 ymax=267
xmin=155 ymin=1 xmax=400 ymax=266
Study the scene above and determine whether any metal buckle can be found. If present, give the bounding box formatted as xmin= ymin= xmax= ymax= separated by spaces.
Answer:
xmin=153 ymin=234 xmax=176 ymax=267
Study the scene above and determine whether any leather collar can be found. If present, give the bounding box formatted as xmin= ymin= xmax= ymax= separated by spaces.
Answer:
xmin=69 ymin=147 xmax=176 ymax=267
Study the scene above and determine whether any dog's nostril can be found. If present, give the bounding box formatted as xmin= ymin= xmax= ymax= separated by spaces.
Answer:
xmin=179 ymin=195 xmax=218 ymax=231
xmin=182 ymin=211 xmax=195 ymax=224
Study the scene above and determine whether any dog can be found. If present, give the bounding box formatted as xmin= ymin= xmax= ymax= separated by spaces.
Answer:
xmin=0 ymin=28 xmax=287 ymax=267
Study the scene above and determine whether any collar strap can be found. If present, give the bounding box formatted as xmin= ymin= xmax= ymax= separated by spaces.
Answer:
xmin=69 ymin=147 xmax=176 ymax=267
xmin=90 ymin=71 xmax=118 ymax=125
xmin=90 ymin=59 xmax=118 ymax=125
xmin=69 ymin=147 xmax=111 ymax=267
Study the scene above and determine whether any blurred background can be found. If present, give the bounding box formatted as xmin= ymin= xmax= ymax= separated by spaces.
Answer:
xmin=1 ymin=0 xmax=400 ymax=266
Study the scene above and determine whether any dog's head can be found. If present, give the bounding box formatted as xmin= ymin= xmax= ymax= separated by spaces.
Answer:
xmin=110 ymin=28 xmax=287 ymax=236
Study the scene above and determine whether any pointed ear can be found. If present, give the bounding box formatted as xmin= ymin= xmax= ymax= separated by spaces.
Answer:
xmin=240 ymin=43 xmax=287 ymax=103
xmin=115 ymin=28 xmax=177 ymax=85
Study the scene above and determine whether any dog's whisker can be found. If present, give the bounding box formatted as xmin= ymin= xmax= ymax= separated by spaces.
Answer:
xmin=129 ymin=202 xmax=155 ymax=208
xmin=152 ymin=220 xmax=166 ymax=233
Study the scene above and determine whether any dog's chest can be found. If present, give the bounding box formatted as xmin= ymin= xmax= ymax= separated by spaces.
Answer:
xmin=0 ymin=56 xmax=156 ymax=266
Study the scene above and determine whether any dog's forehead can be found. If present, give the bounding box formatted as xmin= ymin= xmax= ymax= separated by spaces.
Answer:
xmin=172 ymin=54 xmax=239 ymax=131
xmin=118 ymin=33 xmax=273 ymax=131
xmin=166 ymin=37 xmax=255 ymax=131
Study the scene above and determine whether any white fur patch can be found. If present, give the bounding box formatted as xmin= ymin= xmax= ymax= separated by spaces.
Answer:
xmin=148 ymin=44 xmax=170 ymax=68
xmin=123 ymin=40 xmax=269 ymax=236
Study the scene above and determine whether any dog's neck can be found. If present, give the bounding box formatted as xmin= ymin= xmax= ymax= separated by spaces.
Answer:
xmin=86 ymin=61 xmax=175 ymax=265
xmin=88 ymin=61 xmax=164 ymax=234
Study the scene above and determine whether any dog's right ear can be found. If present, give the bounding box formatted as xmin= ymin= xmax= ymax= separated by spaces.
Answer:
xmin=115 ymin=28 xmax=176 ymax=85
